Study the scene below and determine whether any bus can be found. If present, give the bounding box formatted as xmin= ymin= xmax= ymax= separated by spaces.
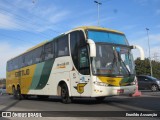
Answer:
xmin=6 ymin=26 xmax=144 ymax=103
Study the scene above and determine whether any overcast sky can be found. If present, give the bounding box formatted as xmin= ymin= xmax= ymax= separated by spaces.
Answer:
xmin=0 ymin=0 xmax=160 ymax=78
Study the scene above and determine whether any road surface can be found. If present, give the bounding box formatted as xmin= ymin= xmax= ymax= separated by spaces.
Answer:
xmin=0 ymin=90 xmax=159 ymax=120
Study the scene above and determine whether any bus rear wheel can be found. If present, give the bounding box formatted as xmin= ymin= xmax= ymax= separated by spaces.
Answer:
xmin=61 ymin=83 xmax=71 ymax=104
xmin=16 ymin=87 xmax=22 ymax=100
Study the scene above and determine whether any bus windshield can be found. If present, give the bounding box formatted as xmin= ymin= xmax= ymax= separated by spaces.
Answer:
xmin=91 ymin=43 xmax=135 ymax=76
xmin=88 ymin=30 xmax=129 ymax=45
xmin=87 ymin=30 xmax=135 ymax=76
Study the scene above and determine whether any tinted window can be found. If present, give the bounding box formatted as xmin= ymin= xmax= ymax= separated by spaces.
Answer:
xmin=70 ymin=31 xmax=78 ymax=69
xmin=79 ymin=47 xmax=90 ymax=75
xmin=13 ymin=57 xmax=19 ymax=70
xmin=7 ymin=61 xmax=11 ymax=71
xmin=10 ymin=60 xmax=13 ymax=71
xmin=24 ymin=52 xmax=33 ymax=66
xmin=21 ymin=55 xmax=25 ymax=68
xmin=70 ymin=31 xmax=90 ymax=75
xmin=88 ymin=30 xmax=128 ymax=45
xmin=138 ymin=76 xmax=148 ymax=81
xmin=52 ymin=41 xmax=55 ymax=58
xmin=137 ymin=76 xmax=143 ymax=81
xmin=57 ymin=35 xmax=69 ymax=57
xmin=70 ymin=31 xmax=86 ymax=70
xmin=32 ymin=47 xmax=43 ymax=63
xmin=7 ymin=46 xmax=44 ymax=71
xmin=18 ymin=56 xmax=22 ymax=68
xmin=147 ymin=76 xmax=157 ymax=80
xmin=44 ymin=42 xmax=53 ymax=60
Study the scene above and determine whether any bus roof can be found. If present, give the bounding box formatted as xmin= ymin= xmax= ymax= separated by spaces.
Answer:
xmin=8 ymin=34 xmax=65 ymax=61
xmin=72 ymin=26 xmax=124 ymax=34
xmin=8 ymin=26 xmax=124 ymax=61
xmin=26 ymin=41 xmax=48 ymax=52
xmin=8 ymin=41 xmax=49 ymax=61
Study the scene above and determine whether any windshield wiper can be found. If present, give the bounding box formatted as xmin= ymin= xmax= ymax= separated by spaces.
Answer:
xmin=111 ymin=49 xmax=122 ymax=75
xmin=117 ymin=52 xmax=131 ymax=76
xmin=112 ymin=47 xmax=131 ymax=76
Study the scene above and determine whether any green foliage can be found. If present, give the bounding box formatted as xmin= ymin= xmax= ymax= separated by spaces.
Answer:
xmin=135 ymin=58 xmax=160 ymax=79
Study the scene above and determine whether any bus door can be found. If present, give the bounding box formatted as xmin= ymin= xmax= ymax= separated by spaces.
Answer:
xmin=69 ymin=31 xmax=91 ymax=96
xmin=70 ymin=46 xmax=91 ymax=96
xmin=78 ymin=46 xmax=91 ymax=96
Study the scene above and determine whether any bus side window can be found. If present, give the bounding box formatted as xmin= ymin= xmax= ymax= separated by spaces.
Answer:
xmin=10 ymin=60 xmax=13 ymax=71
xmin=33 ymin=47 xmax=43 ymax=63
xmin=44 ymin=42 xmax=53 ymax=60
xmin=57 ymin=35 xmax=69 ymax=57
xmin=21 ymin=55 xmax=25 ymax=67
xmin=18 ymin=56 xmax=22 ymax=69
xmin=13 ymin=58 xmax=18 ymax=70
xmin=7 ymin=61 xmax=11 ymax=71
xmin=24 ymin=52 xmax=32 ymax=66
xmin=52 ymin=41 xmax=55 ymax=58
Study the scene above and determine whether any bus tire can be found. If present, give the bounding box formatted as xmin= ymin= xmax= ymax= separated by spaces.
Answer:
xmin=95 ymin=97 xmax=105 ymax=103
xmin=61 ymin=83 xmax=71 ymax=104
xmin=12 ymin=87 xmax=17 ymax=99
xmin=17 ymin=87 xmax=22 ymax=100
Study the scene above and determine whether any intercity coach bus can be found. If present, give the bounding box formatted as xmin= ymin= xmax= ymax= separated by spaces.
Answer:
xmin=6 ymin=26 xmax=144 ymax=103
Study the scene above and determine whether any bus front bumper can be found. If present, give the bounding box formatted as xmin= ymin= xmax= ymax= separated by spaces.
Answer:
xmin=91 ymin=85 xmax=136 ymax=97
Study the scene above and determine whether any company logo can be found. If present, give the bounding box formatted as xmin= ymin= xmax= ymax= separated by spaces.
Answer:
xmin=74 ymin=83 xmax=87 ymax=94
xmin=15 ymin=69 xmax=30 ymax=77
xmin=56 ymin=62 xmax=69 ymax=69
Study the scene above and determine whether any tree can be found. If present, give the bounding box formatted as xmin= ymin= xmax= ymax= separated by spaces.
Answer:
xmin=135 ymin=58 xmax=160 ymax=79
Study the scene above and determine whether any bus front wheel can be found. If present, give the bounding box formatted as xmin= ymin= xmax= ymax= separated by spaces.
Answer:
xmin=61 ymin=83 xmax=71 ymax=104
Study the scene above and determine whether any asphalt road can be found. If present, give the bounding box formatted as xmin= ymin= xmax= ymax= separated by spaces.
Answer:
xmin=0 ymin=90 xmax=160 ymax=120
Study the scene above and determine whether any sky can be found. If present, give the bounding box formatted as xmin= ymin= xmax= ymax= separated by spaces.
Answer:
xmin=0 ymin=0 xmax=160 ymax=78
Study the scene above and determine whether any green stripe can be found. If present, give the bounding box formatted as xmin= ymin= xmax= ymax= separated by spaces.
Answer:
xmin=120 ymin=75 xmax=135 ymax=84
xmin=35 ymin=59 xmax=54 ymax=89
xmin=30 ymin=62 xmax=45 ymax=89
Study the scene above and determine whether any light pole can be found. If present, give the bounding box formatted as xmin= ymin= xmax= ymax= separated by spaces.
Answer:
xmin=146 ymin=28 xmax=153 ymax=76
xmin=94 ymin=1 xmax=102 ymax=26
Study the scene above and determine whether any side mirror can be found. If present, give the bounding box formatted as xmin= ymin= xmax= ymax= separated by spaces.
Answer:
xmin=130 ymin=45 xmax=145 ymax=60
xmin=87 ymin=39 xmax=96 ymax=57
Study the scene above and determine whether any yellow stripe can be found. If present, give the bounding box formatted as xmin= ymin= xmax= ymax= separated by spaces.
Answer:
xmin=6 ymin=64 xmax=36 ymax=94
xmin=20 ymin=65 xmax=36 ymax=94
xmin=98 ymin=76 xmax=123 ymax=86
xmin=73 ymin=26 xmax=124 ymax=34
